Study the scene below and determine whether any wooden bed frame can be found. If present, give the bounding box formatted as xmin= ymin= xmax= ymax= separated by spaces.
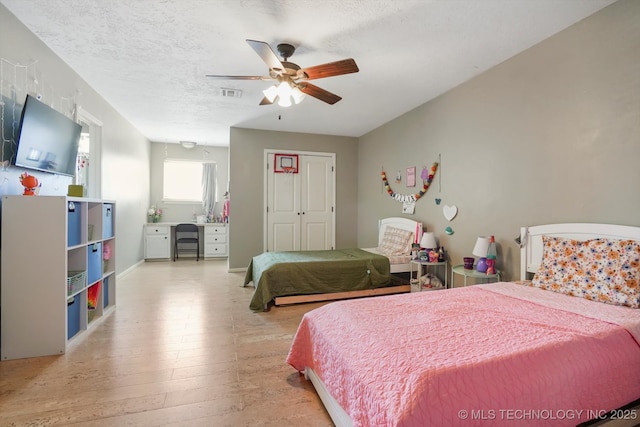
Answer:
xmin=273 ymin=217 xmax=420 ymax=306
xmin=274 ymin=285 xmax=410 ymax=306
xmin=304 ymin=222 xmax=640 ymax=427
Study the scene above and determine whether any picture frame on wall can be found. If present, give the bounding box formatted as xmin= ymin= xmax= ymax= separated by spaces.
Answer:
xmin=274 ymin=153 xmax=299 ymax=173
xmin=406 ymin=166 xmax=416 ymax=187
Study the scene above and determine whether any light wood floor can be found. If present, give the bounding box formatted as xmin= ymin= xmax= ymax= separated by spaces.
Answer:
xmin=2 ymin=262 xmax=639 ymax=427
xmin=0 ymin=260 xmax=333 ymax=426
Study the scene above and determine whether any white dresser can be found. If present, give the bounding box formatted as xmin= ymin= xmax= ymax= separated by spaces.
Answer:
xmin=144 ymin=224 xmax=171 ymax=259
xmin=144 ymin=223 xmax=227 ymax=260
xmin=204 ymin=224 xmax=227 ymax=258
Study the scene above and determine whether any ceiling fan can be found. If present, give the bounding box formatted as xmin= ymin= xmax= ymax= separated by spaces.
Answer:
xmin=206 ymin=39 xmax=359 ymax=106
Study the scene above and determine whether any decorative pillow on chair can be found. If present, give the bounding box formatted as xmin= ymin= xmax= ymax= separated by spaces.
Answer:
xmin=531 ymin=236 xmax=640 ymax=308
xmin=378 ymin=226 xmax=413 ymax=256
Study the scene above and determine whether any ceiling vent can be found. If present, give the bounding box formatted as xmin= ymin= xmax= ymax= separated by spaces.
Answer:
xmin=221 ymin=88 xmax=242 ymax=98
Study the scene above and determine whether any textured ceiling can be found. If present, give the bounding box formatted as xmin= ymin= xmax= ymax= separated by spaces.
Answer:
xmin=1 ymin=0 xmax=617 ymax=146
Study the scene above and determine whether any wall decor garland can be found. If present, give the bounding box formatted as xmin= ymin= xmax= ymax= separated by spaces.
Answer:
xmin=381 ymin=162 xmax=438 ymax=203
xmin=1 ymin=58 xmax=77 ymax=165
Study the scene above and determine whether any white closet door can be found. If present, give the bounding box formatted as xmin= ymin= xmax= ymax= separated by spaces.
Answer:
xmin=266 ymin=152 xmax=334 ymax=252
xmin=299 ymin=155 xmax=333 ymax=250
xmin=267 ymin=164 xmax=301 ymax=252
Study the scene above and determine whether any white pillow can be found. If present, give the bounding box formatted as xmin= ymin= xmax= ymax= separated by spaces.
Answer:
xmin=378 ymin=226 xmax=413 ymax=255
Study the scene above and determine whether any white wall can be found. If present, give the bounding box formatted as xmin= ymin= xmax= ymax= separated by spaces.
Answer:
xmin=0 ymin=4 xmax=151 ymax=273
xmin=148 ymin=142 xmax=229 ymax=223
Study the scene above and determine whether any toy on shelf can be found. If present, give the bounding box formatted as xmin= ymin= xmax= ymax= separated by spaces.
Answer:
xmin=19 ymin=172 xmax=39 ymax=195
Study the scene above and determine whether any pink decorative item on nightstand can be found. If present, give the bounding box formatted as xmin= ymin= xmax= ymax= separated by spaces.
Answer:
xmin=486 ymin=258 xmax=496 ymax=275
xmin=486 ymin=235 xmax=497 ymax=275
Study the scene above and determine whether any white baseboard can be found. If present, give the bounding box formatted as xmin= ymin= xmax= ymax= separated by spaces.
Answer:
xmin=117 ymin=259 xmax=145 ymax=279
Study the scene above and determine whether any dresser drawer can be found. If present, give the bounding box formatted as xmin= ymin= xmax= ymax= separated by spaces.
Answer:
xmin=205 ymin=225 xmax=226 ymax=236
xmin=205 ymin=232 xmax=227 ymax=244
xmin=205 ymin=243 xmax=227 ymax=257
xmin=146 ymin=225 xmax=169 ymax=235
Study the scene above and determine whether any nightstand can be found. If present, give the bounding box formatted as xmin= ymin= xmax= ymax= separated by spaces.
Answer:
xmin=451 ymin=264 xmax=501 ymax=287
xmin=410 ymin=259 xmax=448 ymax=291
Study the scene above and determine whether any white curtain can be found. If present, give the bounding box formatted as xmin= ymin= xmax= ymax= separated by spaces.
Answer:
xmin=202 ymin=162 xmax=217 ymax=217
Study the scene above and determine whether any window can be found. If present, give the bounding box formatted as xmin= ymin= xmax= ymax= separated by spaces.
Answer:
xmin=163 ymin=159 xmax=215 ymax=202
xmin=76 ymin=107 xmax=103 ymax=198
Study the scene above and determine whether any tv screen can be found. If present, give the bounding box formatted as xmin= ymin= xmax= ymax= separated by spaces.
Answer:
xmin=14 ymin=95 xmax=81 ymax=177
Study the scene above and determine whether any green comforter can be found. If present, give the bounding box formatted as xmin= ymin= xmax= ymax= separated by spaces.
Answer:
xmin=244 ymin=249 xmax=391 ymax=311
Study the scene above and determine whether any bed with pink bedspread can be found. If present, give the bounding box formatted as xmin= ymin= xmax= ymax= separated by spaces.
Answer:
xmin=286 ymin=223 xmax=640 ymax=426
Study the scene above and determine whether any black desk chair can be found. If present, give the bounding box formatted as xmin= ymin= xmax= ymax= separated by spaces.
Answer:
xmin=174 ymin=223 xmax=199 ymax=261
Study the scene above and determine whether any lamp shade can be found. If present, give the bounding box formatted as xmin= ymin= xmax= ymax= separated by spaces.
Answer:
xmin=264 ymin=82 xmax=306 ymax=107
xmin=291 ymin=86 xmax=306 ymax=104
xmin=472 ymin=236 xmax=490 ymax=257
xmin=263 ymin=85 xmax=279 ymax=103
xmin=420 ymin=232 xmax=437 ymax=250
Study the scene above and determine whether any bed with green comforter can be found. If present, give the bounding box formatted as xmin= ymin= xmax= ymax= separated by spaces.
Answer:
xmin=244 ymin=249 xmax=392 ymax=311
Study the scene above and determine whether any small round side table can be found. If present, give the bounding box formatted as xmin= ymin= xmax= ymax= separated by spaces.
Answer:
xmin=451 ymin=264 xmax=501 ymax=287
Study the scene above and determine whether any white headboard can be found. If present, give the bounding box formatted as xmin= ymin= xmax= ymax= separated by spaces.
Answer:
xmin=520 ymin=223 xmax=640 ymax=280
xmin=378 ymin=217 xmax=421 ymax=246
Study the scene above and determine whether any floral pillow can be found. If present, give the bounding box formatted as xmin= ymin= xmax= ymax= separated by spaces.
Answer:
xmin=378 ymin=226 xmax=413 ymax=256
xmin=530 ymin=236 xmax=640 ymax=308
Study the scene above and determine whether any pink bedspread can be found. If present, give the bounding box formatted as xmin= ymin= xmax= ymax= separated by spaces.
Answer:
xmin=286 ymin=284 xmax=640 ymax=426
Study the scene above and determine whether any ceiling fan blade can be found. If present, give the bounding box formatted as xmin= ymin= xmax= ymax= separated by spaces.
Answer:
xmin=298 ymin=83 xmax=342 ymax=105
xmin=301 ymin=59 xmax=359 ymax=80
xmin=259 ymin=96 xmax=274 ymax=106
xmin=205 ymin=75 xmax=271 ymax=80
xmin=246 ymin=39 xmax=285 ymax=72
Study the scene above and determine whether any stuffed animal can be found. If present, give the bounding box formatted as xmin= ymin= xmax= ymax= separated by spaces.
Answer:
xmin=419 ymin=273 xmax=443 ymax=290
xmin=19 ymin=173 xmax=39 ymax=195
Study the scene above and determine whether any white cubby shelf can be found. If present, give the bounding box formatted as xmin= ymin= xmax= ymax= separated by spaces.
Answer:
xmin=1 ymin=196 xmax=116 ymax=360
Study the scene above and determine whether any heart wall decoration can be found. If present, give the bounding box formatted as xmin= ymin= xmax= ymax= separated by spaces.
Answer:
xmin=443 ymin=205 xmax=458 ymax=221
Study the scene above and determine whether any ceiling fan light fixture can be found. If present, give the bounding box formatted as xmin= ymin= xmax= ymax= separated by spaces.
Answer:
xmin=263 ymin=85 xmax=278 ymax=103
xmin=276 ymin=81 xmax=293 ymax=99
xmin=264 ymin=82 xmax=305 ymax=107
xmin=278 ymin=82 xmax=307 ymax=107
xmin=291 ymin=86 xmax=305 ymax=104
xmin=207 ymin=40 xmax=358 ymax=106
xmin=278 ymin=94 xmax=292 ymax=108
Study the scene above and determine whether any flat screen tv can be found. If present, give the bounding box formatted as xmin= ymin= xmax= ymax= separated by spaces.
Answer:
xmin=14 ymin=94 xmax=81 ymax=177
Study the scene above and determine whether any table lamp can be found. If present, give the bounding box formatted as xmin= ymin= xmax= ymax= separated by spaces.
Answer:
xmin=420 ymin=232 xmax=438 ymax=262
xmin=420 ymin=232 xmax=437 ymax=251
xmin=472 ymin=236 xmax=490 ymax=273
